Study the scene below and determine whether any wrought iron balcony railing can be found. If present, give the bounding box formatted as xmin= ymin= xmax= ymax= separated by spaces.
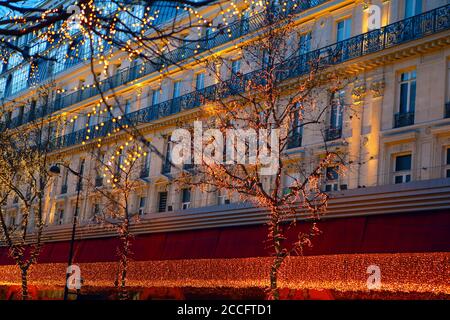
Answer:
xmin=324 ymin=126 xmax=342 ymax=141
xmin=2 ymin=0 xmax=329 ymax=115
xmin=4 ymin=5 xmax=449 ymax=151
xmin=394 ymin=112 xmax=415 ymax=128
xmin=445 ymin=102 xmax=450 ymax=118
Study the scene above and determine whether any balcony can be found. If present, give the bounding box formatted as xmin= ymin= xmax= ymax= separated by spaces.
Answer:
xmin=445 ymin=102 xmax=450 ymax=118
xmin=394 ymin=112 xmax=415 ymax=128
xmin=3 ymin=5 xmax=446 ymax=151
xmin=324 ymin=127 xmax=342 ymax=141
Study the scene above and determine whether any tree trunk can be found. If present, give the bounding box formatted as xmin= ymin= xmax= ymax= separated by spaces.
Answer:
xmin=269 ymin=212 xmax=285 ymax=300
xmin=118 ymin=230 xmax=130 ymax=300
xmin=21 ymin=268 xmax=28 ymax=300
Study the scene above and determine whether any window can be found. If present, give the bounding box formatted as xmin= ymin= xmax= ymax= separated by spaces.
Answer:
xmin=52 ymin=44 xmax=68 ymax=75
xmin=181 ymin=188 xmax=191 ymax=210
xmin=173 ymin=81 xmax=181 ymax=98
xmin=11 ymin=64 xmax=30 ymax=94
xmin=61 ymin=169 xmax=69 ymax=194
xmin=151 ymin=89 xmax=159 ymax=106
xmin=17 ymin=106 xmax=24 ymax=124
xmin=0 ymin=77 xmax=7 ymax=98
xmin=399 ymin=71 xmax=416 ymax=113
xmin=262 ymin=50 xmax=270 ymax=69
xmin=69 ymin=117 xmax=77 ymax=134
xmin=124 ymin=100 xmax=131 ymax=115
xmin=394 ymin=154 xmax=412 ymax=184
xmin=405 ymin=0 xmax=422 ymax=18
xmin=158 ymin=191 xmax=168 ymax=212
xmin=195 ymin=73 xmax=205 ymax=90
xmin=298 ymin=32 xmax=311 ymax=55
xmin=91 ymin=203 xmax=100 ymax=218
xmin=141 ymin=152 xmax=151 ymax=177
xmin=138 ymin=196 xmax=146 ymax=215
xmin=288 ymin=103 xmax=303 ymax=149
xmin=231 ymin=59 xmax=241 ymax=76
xmin=330 ymin=91 xmax=344 ymax=128
xmin=217 ymin=190 xmax=230 ymax=205
xmin=445 ymin=148 xmax=450 ymax=178
xmin=325 ymin=167 xmax=339 ymax=192
xmin=7 ymin=53 xmax=22 ymax=70
xmin=77 ymin=159 xmax=85 ymax=191
xmin=56 ymin=209 xmax=64 ymax=225
xmin=336 ymin=18 xmax=352 ymax=42
xmin=162 ymin=141 xmax=171 ymax=174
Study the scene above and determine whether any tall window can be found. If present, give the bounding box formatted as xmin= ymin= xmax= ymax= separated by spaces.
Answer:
xmin=336 ymin=18 xmax=352 ymax=42
xmin=141 ymin=151 xmax=151 ymax=177
xmin=298 ymin=32 xmax=312 ymax=55
xmin=138 ymin=196 xmax=146 ymax=215
xmin=262 ymin=50 xmax=270 ymax=69
xmin=399 ymin=71 xmax=416 ymax=114
xmin=217 ymin=190 xmax=230 ymax=205
xmin=162 ymin=141 xmax=171 ymax=174
xmin=56 ymin=208 xmax=64 ymax=225
xmin=330 ymin=91 xmax=345 ymax=128
xmin=151 ymin=89 xmax=159 ymax=106
xmin=325 ymin=166 xmax=339 ymax=192
xmin=231 ymin=59 xmax=241 ymax=76
xmin=77 ymin=159 xmax=85 ymax=191
xmin=394 ymin=154 xmax=412 ymax=184
xmin=69 ymin=116 xmax=77 ymax=134
xmin=195 ymin=73 xmax=205 ymax=90
xmin=288 ymin=103 xmax=303 ymax=149
xmin=405 ymin=0 xmax=422 ymax=18
xmin=11 ymin=64 xmax=30 ymax=94
xmin=158 ymin=191 xmax=168 ymax=212
xmin=61 ymin=169 xmax=69 ymax=194
xmin=52 ymin=44 xmax=68 ymax=75
xmin=0 ymin=77 xmax=6 ymax=98
xmin=445 ymin=148 xmax=450 ymax=178
xmin=181 ymin=188 xmax=191 ymax=210
xmin=173 ymin=81 xmax=181 ymax=98
xmin=7 ymin=53 xmax=22 ymax=70
xmin=124 ymin=99 xmax=131 ymax=115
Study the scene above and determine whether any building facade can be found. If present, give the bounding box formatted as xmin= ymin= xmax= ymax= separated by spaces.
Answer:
xmin=0 ymin=0 xmax=449 ymax=299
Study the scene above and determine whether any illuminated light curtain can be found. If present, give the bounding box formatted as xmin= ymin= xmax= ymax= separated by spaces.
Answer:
xmin=11 ymin=64 xmax=30 ymax=94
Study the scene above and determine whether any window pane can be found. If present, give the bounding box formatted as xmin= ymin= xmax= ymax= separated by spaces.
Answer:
xmin=409 ymin=80 xmax=416 ymax=112
xmin=395 ymin=154 xmax=412 ymax=171
xmin=399 ymin=83 xmax=409 ymax=113
xmin=447 ymin=149 xmax=450 ymax=165
xmin=405 ymin=0 xmax=414 ymax=18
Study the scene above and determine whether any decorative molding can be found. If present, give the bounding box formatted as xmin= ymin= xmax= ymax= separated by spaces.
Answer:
xmin=370 ymin=80 xmax=385 ymax=98
xmin=352 ymin=84 xmax=367 ymax=105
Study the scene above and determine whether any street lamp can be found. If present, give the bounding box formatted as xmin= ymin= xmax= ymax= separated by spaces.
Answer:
xmin=49 ymin=163 xmax=83 ymax=300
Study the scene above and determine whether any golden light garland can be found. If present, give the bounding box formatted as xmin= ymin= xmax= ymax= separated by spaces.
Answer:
xmin=0 ymin=252 xmax=448 ymax=295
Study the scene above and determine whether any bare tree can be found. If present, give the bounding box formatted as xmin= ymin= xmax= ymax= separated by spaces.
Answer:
xmin=85 ymin=140 xmax=145 ymax=299
xmin=169 ymin=12 xmax=351 ymax=299
xmin=0 ymin=85 xmax=62 ymax=299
